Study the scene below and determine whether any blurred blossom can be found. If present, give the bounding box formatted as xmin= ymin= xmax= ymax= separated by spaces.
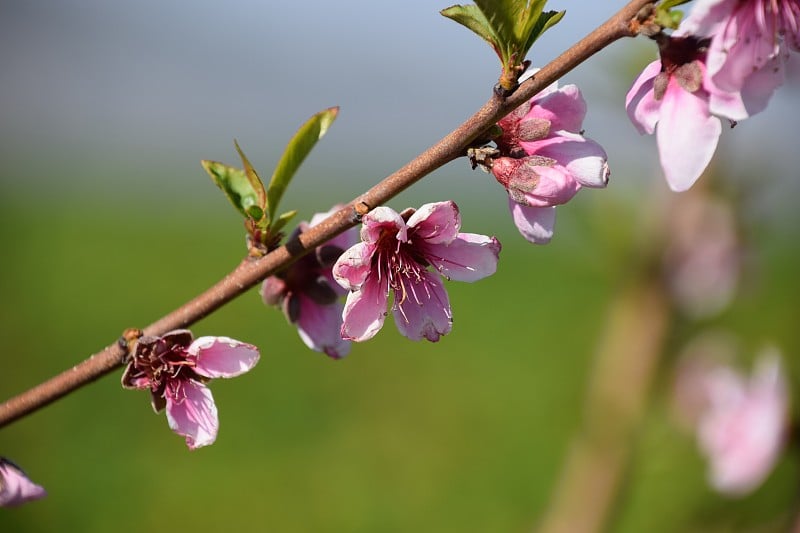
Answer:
xmin=122 ymin=330 xmax=259 ymax=449
xmin=492 ymin=76 xmax=609 ymax=244
xmin=676 ymin=344 xmax=789 ymax=496
xmin=261 ymin=207 xmax=357 ymax=359
xmin=663 ymin=193 xmax=741 ymax=318
xmin=679 ymin=0 xmax=800 ymax=121
xmin=333 ymin=201 xmax=500 ymax=342
xmin=0 ymin=458 xmax=46 ymax=507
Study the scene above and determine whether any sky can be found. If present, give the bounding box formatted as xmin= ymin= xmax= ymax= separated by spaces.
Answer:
xmin=0 ymin=1 xmax=798 ymax=210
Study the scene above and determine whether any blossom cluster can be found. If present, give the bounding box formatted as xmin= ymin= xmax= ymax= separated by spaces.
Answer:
xmin=489 ymin=76 xmax=610 ymax=244
xmin=627 ymin=0 xmax=800 ymax=191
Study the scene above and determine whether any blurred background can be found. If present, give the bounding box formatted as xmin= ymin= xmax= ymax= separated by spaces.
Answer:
xmin=1 ymin=1 xmax=799 ymax=531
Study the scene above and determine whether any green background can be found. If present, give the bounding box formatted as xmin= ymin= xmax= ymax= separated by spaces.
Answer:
xmin=2 ymin=1 xmax=800 ymax=531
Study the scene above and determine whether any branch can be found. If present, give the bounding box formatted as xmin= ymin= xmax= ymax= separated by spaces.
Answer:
xmin=0 ymin=0 xmax=656 ymax=429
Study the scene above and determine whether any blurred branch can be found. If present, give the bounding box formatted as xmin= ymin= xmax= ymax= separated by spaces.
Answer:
xmin=536 ymin=272 xmax=670 ymax=533
xmin=0 ymin=0 xmax=657 ymax=428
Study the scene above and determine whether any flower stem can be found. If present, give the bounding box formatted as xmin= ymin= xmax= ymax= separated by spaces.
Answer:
xmin=0 ymin=0 xmax=656 ymax=429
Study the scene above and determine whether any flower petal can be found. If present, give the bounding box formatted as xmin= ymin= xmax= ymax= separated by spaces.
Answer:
xmin=531 ymin=132 xmax=610 ymax=188
xmin=626 ymin=60 xmax=662 ymax=135
xmin=360 ymin=206 xmax=406 ymax=244
xmin=423 ymin=233 xmax=501 ymax=282
xmin=340 ymin=274 xmax=389 ymax=342
xmin=165 ymin=380 xmax=219 ymax=449
xmin=508 ymin=201 xmax=557 ymax=244
xmin=516 ymin=165 xmax=581 ymax=207
xmin=332 ymin=241 xmax=374 ymax=291
xmin=0 ymin=458 xmax=47 ymax=507
xmin=655 ymin=78 xmax=721 ymax=191
xmin=406 ymin=201 xmax=461 ymax=244
xmin=295 ymin=294 xmax=351 ymax=359
xmin=528 ymin=83 xmax=587 ymax=133
xmin=190 ymin=336 xmax=259 ymax=379
xmin=392 ymin=271 xmax=452 ymax=342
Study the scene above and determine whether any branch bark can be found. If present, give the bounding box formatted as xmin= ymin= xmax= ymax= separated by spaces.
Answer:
xmin=0 ymin=0 xmax=656 ymax=428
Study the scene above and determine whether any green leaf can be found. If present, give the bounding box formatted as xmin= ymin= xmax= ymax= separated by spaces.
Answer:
xmin=443 ymin=1 xmax=564 ymax=92
xmin=266 ymin=106 xmax=339 ymax=223
xmin=201 ymin=160 xmax=264 ymax=220
xmin=522 ymin=9 xmax=564 ymax=53
xmin=270 ymin=209 xmax=298 ymax=236
xmin=440 ymin=4 xmax=500 ymax=52
xmin=234 ymin=140 xmax=267 ymax=215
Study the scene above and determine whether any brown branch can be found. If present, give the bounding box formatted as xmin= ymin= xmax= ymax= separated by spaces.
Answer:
xmin=0 ymin=0 xmax=656 ymax=429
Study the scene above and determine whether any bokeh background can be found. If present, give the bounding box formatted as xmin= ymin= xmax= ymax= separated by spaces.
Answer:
xmin=1 ymin=1 xmax=799 ymax=531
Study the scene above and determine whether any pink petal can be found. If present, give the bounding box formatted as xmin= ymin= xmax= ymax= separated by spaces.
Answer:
xmin=360 ymin=206 xmax=407 ymax=244
xmin=423 ymin=233 xmax=501 ymax=282
xmin=656 ymin=79 xmax=721 ymax=191
xmin=295 ymin=294 xmax=351 ymax=359
xmin=626 ymin=60 xmax=662 ymax=135
xmin=392 ymin=271 xmax=452 ymax=342
xmin=165 ymin=380 xmax=219 ymax=449
xmin=332 ymin=241 xmax=374 ymax=291
xmin=698 ymin=352 xmax=788 ymax=495
xmin=517 ymin=165 xmax=581 ymax=207
xmin=527 ymin=83 xmax=587 ymax=133
xmin=0 ymin=459 xmax=47 ymax=507
xmin=340 ymin=274 xmax=389 ymax=342
xmin=677 ymin=0 xmax=732 ymax=37
xmin=406 ymin=201 xmax=461 ymax=244
xmin=531 ymin=132 xmax=610 ymax=188
xmin=190 ymin=336 xmax=259 ymax=379
xmin=508 ymin=201 xmax=557 ymax=244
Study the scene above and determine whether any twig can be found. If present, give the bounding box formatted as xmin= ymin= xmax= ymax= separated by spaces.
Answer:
xmin=0 ymin=0 xmax=656 ymax=429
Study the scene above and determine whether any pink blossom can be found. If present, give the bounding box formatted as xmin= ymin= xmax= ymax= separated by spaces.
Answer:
xmin=0 ymin=458 xmax=46 ymax=507
xmin=663 ymin=195 xmax=741 ymax=318
xmin=680 ymin=0 xmax=800 ymax=120
xmin=493 ymin=79 xmax=609 ymax=244
xmin=626 ymin=36 xmax=723 ymax=192
xmin=332 ymin=201 xmax=500 ymax=342
xmin=261 ymin=207 xmax=357 ymax=359
xmin=696 ymin=351 xmax=789 ymax=496
xmin=122 ymin=330 xmax=259 ymax=449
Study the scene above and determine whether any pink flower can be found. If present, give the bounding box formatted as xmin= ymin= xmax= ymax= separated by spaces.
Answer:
xmin=696 ymin=351 xmax=789 ymax=496
xmin=0 ymin=458 xmax=46 ymax=507
xmin=663 ymin=194 xmax=741 ymax=318
xmin=261 ymin=207 xmax=357 ymax=359
xmin=122 ymin=330 xmax=259 ymax=449
xmin=493 ymin=79 xmax=609 ymax=244
xmin=626 ymin=36 xmax=723 ymax=192
xmin=332 ymin=201 xmax=500 ymax=342
xmin=680 ymin=0 xmax=800 ymax=120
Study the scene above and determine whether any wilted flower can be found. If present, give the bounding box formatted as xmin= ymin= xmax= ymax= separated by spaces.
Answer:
xmin=626 ymin=36 xmax=725 ymax=192
xmin=492 ymin=77 xmax=609 ymax=244
xmin=0 ymin=458 xmax=46 ymax=507
xmin=679 ymin=0 xmax=800 ymax=120
xmin=122 ymin=330 xmax=259 ymax=449
xmin=261 ymin=207 xmax=357 ymax=359
xmin=332 ymin=201 xmax=500 ymax=342
xmin=677 ymin=347 xmax=790 ymax=496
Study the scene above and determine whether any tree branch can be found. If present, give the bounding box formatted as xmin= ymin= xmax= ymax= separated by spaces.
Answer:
xmin=0 ymin=0 xmax=656 ymax=428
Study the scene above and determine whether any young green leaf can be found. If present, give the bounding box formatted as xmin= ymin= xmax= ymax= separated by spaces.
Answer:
xmin=270 ymin=209 xmax=298 ymax=236
xmin=440 ymin=4 xmax=499 ymax=53
xmin=201 ymin=160 xmax=264 ymax=220
xmin=266 ymin=107 xmax=339 ymax=223
xmin=234 ymin=140 xmax=268 ymax=217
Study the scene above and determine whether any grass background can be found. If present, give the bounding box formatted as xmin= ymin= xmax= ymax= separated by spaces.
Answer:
xmin=0 ymin=168 xmax=798 ymax=531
